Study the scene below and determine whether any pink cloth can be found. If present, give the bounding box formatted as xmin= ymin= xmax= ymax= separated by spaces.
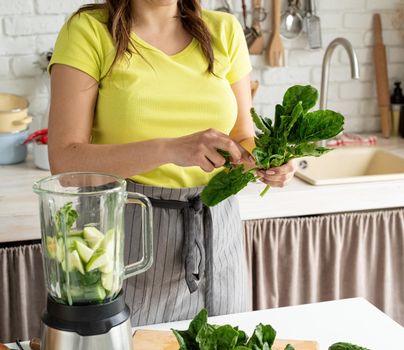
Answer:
xmin=326 ymin=133 xmax=377 ymax=147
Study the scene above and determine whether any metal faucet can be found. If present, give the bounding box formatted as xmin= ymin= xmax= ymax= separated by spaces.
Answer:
xmin=319 ymin=37 xmax=360 ymax=145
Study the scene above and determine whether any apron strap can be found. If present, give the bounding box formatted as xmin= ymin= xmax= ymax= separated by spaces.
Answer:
xmin=148 ymin=196 xmax=211 ymax=296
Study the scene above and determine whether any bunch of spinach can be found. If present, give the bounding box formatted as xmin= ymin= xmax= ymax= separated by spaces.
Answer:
xmin=329 ymin=343 xmax=370 ymax=350
xmin=201 ymin=85 xmax=344 ymax=207
xmin=172 ymin=308 xmax=294 ymax=350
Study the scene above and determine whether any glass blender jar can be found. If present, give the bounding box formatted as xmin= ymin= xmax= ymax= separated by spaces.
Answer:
xmin=33 ymin=172 xmax=153 ymax=350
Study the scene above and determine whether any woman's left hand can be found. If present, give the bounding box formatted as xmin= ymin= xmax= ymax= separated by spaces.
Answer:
xmin=256 ymin=160 xmax=297 ymax=187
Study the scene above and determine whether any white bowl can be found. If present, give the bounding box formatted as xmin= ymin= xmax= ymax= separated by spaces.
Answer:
xmin=33 ymin=143 xmax=50 ymax=170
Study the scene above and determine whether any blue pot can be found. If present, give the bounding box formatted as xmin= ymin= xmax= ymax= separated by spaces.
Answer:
xmin=0 ymin=129 xmax=28 ymax=165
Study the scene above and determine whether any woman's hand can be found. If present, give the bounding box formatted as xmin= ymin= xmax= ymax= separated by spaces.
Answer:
xmin=167 ymin=128 xmax=254 ymax=172
xmin=256 ymin=160 xmax=297 ymax=187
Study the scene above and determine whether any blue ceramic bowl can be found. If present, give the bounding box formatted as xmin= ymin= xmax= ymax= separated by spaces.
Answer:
xmin=0 ymin=129 xmax=28 ymax=165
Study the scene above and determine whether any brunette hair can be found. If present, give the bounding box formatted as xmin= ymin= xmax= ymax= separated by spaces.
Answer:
xmin=74 ymin=0 xmax=214 ymax=73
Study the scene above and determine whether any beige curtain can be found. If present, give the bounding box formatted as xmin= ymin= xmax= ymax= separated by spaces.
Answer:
xmin=0 ymin=243 xmax=46 ymax=343
xmin=244 ymin=208 xmax=404 ymax=326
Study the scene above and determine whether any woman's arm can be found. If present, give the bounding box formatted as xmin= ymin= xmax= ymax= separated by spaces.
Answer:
xmin=48 ymin=64 xmax=250 ymax=176
xmin=48 ymin=64 xmax=171 ymax=177
xmin=229 ymin=75 xmax=256 ymax=152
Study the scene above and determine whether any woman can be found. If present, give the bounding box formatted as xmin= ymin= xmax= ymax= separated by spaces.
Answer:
xmin=48 ymin=0 xmax=296 ymax=326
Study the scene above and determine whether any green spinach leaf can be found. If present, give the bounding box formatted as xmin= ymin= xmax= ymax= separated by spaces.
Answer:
xmin=282 ymin=85 xmax=318 ymax=115
xmin=328 ymin=342 xmax=370 ymax=350
xmin=55 ymin=202 xmax=78 ymax=233
xmin=172 ymin=309 xmax=208 ymax=350
xmin=200 ymin=165 xmax=255 ymax=207
xmin=171 ymin=309 xmax=369 ymax=350
xmin=284 ymin=345 xmax=295 ymax=350
xmin=201 ymin=84 xmax=344 ymax=206
xmin=246 ymin=324 xmax=276 ymax=350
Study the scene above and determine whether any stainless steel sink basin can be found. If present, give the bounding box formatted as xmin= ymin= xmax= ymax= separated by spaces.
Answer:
xmin=295 ymin=147 xmax=404 ymax=185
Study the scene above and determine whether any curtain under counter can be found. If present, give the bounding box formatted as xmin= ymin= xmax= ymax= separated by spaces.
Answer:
xmin=244 ymin=208 xmax=404 ymax=326
xmin=0 ymin=243 xmax=45 ymax=343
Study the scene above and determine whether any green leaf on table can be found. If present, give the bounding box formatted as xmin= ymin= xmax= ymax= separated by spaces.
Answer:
xmin=197 ymin=324 xmax=240 ymax=350
xmin=284 ymin=344 xmax=295 ymax=350
xmin=328 ymin=342 xmax=370 ymax=350
xmin=235 ymin=328 xmax=248 ymax=346
xmin=172 ymin=308 xmax=208 ymax=350
xmin=246 ymin=323 xmax=277 ymax=350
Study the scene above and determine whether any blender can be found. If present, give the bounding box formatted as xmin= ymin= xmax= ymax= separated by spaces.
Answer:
xmin=33 ymin=172 xmax=153 ymax=350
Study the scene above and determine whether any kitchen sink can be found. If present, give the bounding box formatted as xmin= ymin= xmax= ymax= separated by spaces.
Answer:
xmin=295 ymin=146 xmax=404 ymax=185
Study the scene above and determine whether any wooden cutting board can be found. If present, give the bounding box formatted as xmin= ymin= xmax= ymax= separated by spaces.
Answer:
xmin=133 ymin=330 xmax=318 ymax=350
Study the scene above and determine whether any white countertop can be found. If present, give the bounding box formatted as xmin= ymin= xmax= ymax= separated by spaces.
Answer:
xmin=135 ymin=298 xmax=404 ymax=350
xmin=1 ymin=136 xmax=404 ymax=243
xmin=8 ymin=298 xmax=404 ymax=350
xmin=239 ymin=136 xmax=404 ymax=220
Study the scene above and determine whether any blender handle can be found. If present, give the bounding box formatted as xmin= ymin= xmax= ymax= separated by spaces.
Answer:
xmin=123 ymin=192 xmax=153 ymax=279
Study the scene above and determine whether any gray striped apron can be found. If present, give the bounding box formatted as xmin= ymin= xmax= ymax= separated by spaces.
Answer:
xmin=123 ymin=181 xmax=250 ymax=327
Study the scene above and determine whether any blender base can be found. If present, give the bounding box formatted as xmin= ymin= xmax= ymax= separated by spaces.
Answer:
xmin=41 ymin=292 xmax=133 ymax=350
xmin=41 ymin=319 xmax=132 ymax=350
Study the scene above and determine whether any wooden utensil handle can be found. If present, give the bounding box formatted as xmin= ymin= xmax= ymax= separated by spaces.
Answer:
xmin=374 ymin=47 xmax=390 ymax=106
xmin=29 ymin=338 xmax=41 ymax=350
xmin=379 ymin=106 xmax=392 ymax=138
xmin=253 ymin=0 xmax=262 ymax=8
xmin=242 ymin=0 xmax=248 ymax=28
xmin=272 ymin=0 xmax=281 ymax=34
xmin=252 ymin=0 xmax=263 ymax=27
xmin=373 ymin=14 xmax=383 ymax=45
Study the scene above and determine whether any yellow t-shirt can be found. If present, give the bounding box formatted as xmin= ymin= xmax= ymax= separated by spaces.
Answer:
xmin=49 ymin=9 xmax=252 ymax=188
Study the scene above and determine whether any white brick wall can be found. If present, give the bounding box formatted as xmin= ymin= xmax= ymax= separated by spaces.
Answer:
xmin=0 ymin=0 xmax=403 ymax=133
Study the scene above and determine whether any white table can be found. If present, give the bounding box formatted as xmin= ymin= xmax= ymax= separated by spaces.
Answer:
xmin=5 ymin=292 xmax=404 ymax=350
xmin=135 ymin=298 xmax=404 ymax=350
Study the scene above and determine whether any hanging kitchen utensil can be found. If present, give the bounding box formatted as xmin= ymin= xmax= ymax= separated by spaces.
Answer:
xmin=242 ymin=0 xmax=259 ymax=47
xmin=373 ymin=13 xmax=391 ymax=138
xmin=250 ymin=80 xmax=259 ymax=99
xmin=215 ymin=0 xmax=232 ymax=13
xmin=305 ymin=0 xmax=322 ymax=49
xmin=280 ymin=0 xmax=303 ymax=39
xmin=249 ymin=0 xmax=266 ymax=54
xmin=266 ymin=0 xmax=285 ymax=66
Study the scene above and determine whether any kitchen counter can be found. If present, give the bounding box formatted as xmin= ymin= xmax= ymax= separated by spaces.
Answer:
xmin=239 ymin=136 xmax=404 ymax=220
xmin=1 ymin=137 xmax=404 ymax=243
xmin=7 ymin=298 xmax=404 ymax=349
xmin=135 ymin=298 xmax=404 ymax=350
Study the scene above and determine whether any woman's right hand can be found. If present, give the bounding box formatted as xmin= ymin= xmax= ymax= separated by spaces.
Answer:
xmin=167 ymin=128 xmax=253 ymax=172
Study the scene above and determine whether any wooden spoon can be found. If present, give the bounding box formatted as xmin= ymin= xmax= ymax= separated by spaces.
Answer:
xmin=266 ymin=0 xmax=285 ymax=66
xmin=249 ymin=0 xmax=265 ymax=55
xmin=0 ymin=343 xmax=10 ymax=350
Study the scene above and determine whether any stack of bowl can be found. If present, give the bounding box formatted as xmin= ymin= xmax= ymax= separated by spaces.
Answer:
xmin=0 ymin=93 xmax=32 ymax=165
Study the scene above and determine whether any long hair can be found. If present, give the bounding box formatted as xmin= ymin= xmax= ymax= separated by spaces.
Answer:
xmin=73 ymin=0 xmax=214 ymax=73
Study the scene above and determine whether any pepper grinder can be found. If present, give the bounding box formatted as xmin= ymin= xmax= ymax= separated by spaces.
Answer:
xmin=391 ymin=81 xmax=404 ymax=136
